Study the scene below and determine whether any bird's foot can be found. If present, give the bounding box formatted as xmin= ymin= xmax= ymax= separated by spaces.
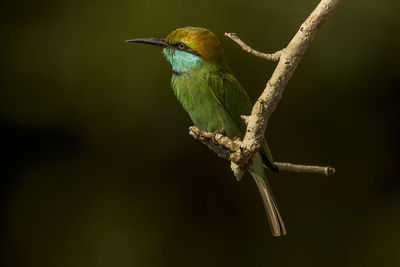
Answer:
xmin=211 ymin=128 xmax=226 ymax=145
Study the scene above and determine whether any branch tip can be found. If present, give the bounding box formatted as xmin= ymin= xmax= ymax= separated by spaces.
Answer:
xmin=275 ymin=162 xmax=336 ymax=176
xmin=225 ymin=32 xmax=282 ymax=61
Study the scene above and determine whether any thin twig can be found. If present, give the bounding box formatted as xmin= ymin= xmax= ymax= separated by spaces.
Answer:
xmin=274 ymin=162 xmax=335 ymax=176
xmin=224 ymin=33 xmax=283 ymax=62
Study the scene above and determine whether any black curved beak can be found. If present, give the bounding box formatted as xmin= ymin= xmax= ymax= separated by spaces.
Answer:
xmin=124 ymin=38 xmax=172 ymax=48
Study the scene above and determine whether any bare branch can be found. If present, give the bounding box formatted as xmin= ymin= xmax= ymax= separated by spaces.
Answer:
xmin=224 ymin=32 xmax=283 ymax=62
xmin=233 ymin=0 xmax=342 ymax=170
xmin=189 ymin=126 xmax=336 ymax=177
xmin=189 ymin=126 xmax=240 ymax=153
xmin=189 ymin=0 xmax=342 ymax=177
xmin=274 ymin=162 xmax=336 ymax=176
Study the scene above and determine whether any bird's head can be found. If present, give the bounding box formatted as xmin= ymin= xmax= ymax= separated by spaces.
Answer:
xmin=126 ymin=27 xmax=230 ymax=74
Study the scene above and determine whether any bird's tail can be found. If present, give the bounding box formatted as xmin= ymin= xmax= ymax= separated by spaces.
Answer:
xmin=249 ymin=152 xmax=286 ymax=237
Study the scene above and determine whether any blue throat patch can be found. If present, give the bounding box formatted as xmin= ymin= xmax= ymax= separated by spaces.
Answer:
xmin=163 ymin=48 xmax=202 ymax=75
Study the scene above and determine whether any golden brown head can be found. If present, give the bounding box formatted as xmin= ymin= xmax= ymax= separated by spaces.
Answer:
xmin=165 ymin=27 xmax=227 ymax=63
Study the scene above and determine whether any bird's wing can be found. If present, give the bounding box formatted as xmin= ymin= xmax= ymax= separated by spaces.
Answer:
xmin=206 ymin=70 xmax=278 ymax=172
xmin=206 ymin=71 xmax=252 ymax=135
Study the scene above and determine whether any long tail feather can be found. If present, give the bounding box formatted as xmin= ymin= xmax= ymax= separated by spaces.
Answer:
xmin=249 ymin=153 xmax=286 ymax=237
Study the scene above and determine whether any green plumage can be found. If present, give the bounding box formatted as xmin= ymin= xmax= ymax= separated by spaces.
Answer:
xmin=127 ymin=26 xmax=286 ymax=236
xmin=176 ymin=63 xmax=277 ymax=170
xmin=172 ymin=63 xmax=243 ymax=138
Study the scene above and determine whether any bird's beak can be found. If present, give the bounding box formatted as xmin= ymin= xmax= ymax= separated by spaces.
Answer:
xmin=124 ymin=38 xmax=171 ymax=48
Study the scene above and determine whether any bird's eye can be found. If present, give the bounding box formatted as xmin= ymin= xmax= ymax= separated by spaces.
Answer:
xmin=178 ymin=42 xmax=186 ymax=50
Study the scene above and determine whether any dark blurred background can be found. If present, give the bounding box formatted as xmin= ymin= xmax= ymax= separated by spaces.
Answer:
xmin=0 ymin=0 xmax=399 ymax=266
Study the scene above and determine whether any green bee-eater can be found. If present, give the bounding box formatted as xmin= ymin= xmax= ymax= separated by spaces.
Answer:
xmin=126 ymin=27 xmax=286 ymax=236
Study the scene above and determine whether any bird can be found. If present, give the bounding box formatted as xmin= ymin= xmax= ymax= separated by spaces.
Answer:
xmin=126 ymin=26 xmax=286 ymax=236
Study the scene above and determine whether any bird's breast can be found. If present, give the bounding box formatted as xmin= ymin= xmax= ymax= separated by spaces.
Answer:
xmin=171 ymin=73 xmax=240 ymax=136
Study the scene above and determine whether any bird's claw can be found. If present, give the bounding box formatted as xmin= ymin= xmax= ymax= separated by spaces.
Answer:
xmin=212 ymin=128 xmax=226 ymax=145
xmin=215 ymin=128 xmax=226 ymax=136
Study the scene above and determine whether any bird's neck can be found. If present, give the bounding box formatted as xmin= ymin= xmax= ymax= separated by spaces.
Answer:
xmin=163 ymin=48 xmax=203 ymax=75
